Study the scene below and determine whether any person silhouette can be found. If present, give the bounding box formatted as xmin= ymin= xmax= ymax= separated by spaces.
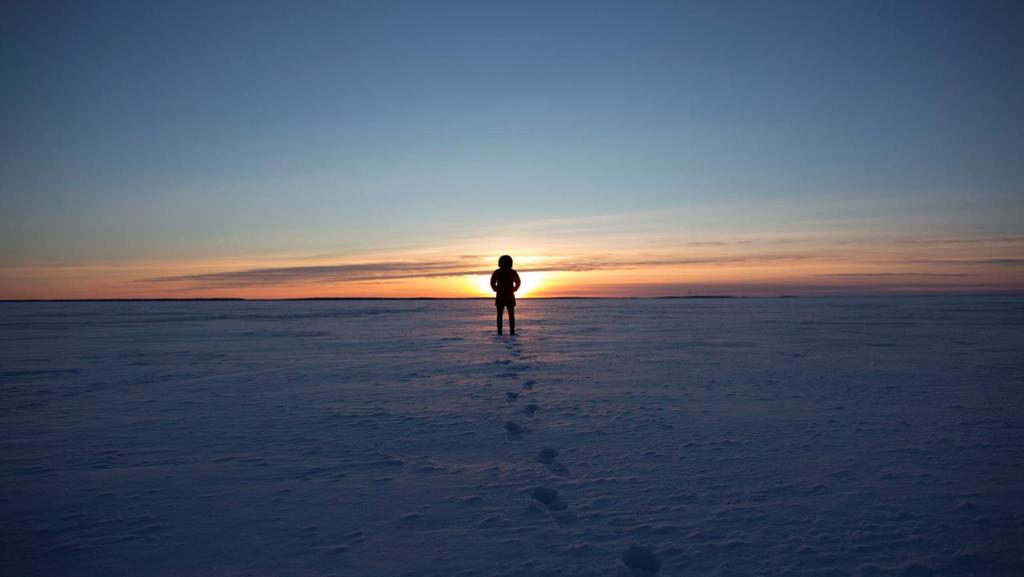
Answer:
xmin=490 ymin=255 xmax=521 ymax=335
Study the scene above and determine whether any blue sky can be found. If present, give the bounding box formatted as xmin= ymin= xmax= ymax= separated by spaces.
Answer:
xmin=1 ymin=0 xmax=1022 ymax=297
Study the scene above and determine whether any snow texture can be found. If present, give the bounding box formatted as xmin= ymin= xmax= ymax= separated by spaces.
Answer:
xmin=1 ymin=297 xmax=1023 ymax=576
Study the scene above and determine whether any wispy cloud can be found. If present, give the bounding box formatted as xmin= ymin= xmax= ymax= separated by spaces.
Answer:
xmin=814 ymin=272 xmax=970 ymax=278
xmin=125 ymin=231 xmax=1024 ymax=295
xmin=907 ymin=258 xmax=1024 ymax=266
xmin=146 ymin=259 xmax=484 ymax=287
xmin=835 ymin=236 xmax=1024 ymax=247
xmin=145 ymin=254 xmax=817 ymax=288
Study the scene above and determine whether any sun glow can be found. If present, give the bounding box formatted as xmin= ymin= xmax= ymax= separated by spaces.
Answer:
xmin=471 ymin=271 xmax=548 ymax=298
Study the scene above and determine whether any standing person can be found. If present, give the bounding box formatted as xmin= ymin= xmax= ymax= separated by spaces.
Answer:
xmin=490 ymin=255 xmax=521 ymax=335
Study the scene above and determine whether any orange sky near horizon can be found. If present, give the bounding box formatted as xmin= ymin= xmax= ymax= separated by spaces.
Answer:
xmin=3 ymin=234 xmax=1022 ymax=300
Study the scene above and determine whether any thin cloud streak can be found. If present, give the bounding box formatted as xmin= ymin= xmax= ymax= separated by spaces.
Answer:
xmin=145 ymin=254 xmax=819 ymax=288
xmin=613 ymin=283 xmax=1024 ymax=297
xmin=146 ymin=260 xmax=480 ymax=286
xmin=907 ymin=258 xmax=1024 ymax=266
xmin=814 ymin=273 xmax=970 ymax=278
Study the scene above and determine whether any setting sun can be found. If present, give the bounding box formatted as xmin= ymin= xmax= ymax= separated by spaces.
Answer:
xmin=471 ymin=271 xmax=548 ymax=298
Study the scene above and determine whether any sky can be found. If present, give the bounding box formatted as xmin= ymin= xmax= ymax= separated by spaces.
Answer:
xmin=1 ymin=0 xmax=1022 ymax=299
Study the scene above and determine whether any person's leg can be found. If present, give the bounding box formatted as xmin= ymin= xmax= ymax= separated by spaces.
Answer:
xmin=496 ymin=304 xmax=504 ymax=334
xmin=508 ymin=306 xmax=515 ymax=335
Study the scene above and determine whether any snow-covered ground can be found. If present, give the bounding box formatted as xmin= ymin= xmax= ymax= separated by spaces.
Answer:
xmin=1 ymin=297 xmax=1022 ymax=577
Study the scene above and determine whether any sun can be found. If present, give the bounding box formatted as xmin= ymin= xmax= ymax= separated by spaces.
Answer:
xmin=471 ymin=271 xmax=547 ymax=298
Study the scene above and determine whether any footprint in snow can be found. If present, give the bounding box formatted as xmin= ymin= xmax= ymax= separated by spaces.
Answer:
xmin=537 ymin=447 xmax=570 ymax=475
xmin=522 ymin=380 xmax=536 ymax=390
xmin=536 ymin=447 xmax=558 ymax=464
xmin=505 ymin=391 xmax=519 ymax=402
xmin=621 ymin=545 xmax=661 ymax=575
xmin=521 ymin=404 xmax=539 ymax=417
xmin=530 ymin=486 xmax=567 ymax=511
xmin=504 ymin=421 xmax=524 ymax=440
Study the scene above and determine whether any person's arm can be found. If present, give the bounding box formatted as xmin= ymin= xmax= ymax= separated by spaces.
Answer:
xmin=512 ymin=271 xmax=521 ymax=292
xmin=490 ymin=270 xmax=499 ymax=292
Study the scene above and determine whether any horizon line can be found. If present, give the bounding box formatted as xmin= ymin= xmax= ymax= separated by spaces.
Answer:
xmin=3 ymin=292 xmax=1023 ymax=303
